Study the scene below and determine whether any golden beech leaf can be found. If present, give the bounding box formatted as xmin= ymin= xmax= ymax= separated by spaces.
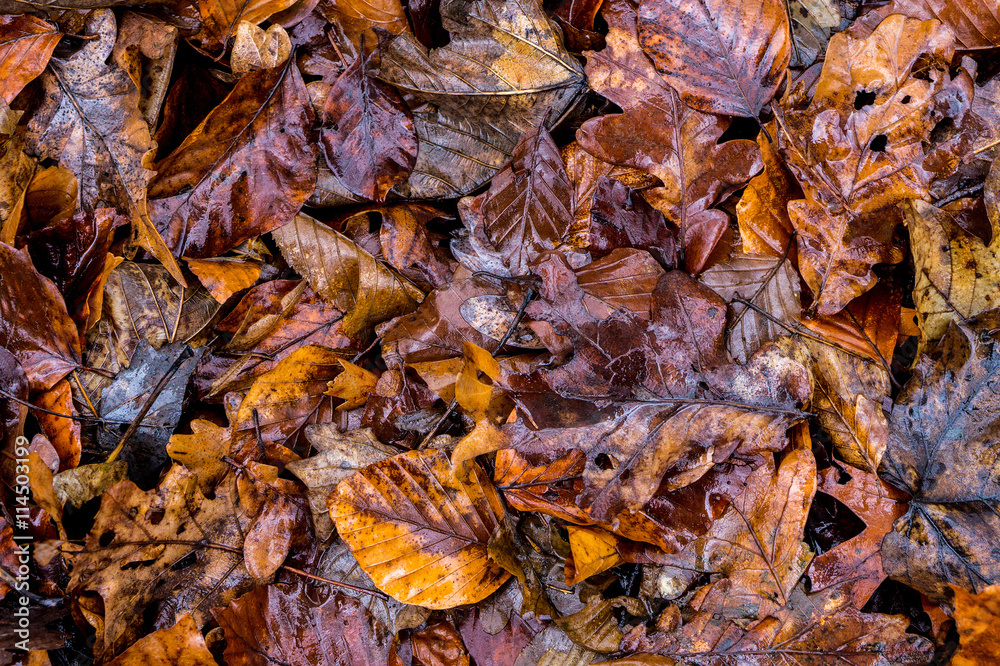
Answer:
xmin=329 ymin=449 xmax=511 ymax=608
xmin=272 ymin=214 xmax=423 ymax=341
xmin=908 ymin=195 xmax=1000 ymax=349
xmin=325 ymin=358 xmax=379 ymax=411
xmin=565 ymin=526 xmax=622 ymax=586
xmin=455 ymin=341 xmax=502 ymax=417
xmin=185 ymin=257 xmax=262 ymax=304
xmin=197 ymin=0 xmax=299 ymax=47
xmin=106 ymin=615 xmax=216 ymax=666
xmin=736 ymin=124 xmax=797 ymax=258
xmin=34 ymin=378 xmax=81 ymax=471
xmin=952 ymin=584 xmax=1000 ymax=666
xmin=323 ymin=0 xmax=409 ymax=51
xmin=0 ymin=15 xmax=61 ymax=105
xmin=636 ymin=0 xmax=791 ymax=118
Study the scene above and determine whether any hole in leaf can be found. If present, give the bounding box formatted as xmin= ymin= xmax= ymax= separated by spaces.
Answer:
xmin=594 ymin=453 xmax=616 ymax=471
xmin=148 ymin=509 xmax=165 ymax=526
xmin=171 ymin=552 xmax=197 ymax=571
xmin=99 ymin=530 xmax=115 ymax=547
xmin=717 ymin=115 xmax=760 ymax=143
xmin=804 ymin=492 xmax=866 ymax=555
xmin=869 ymin=134 xmax=888 ymax=152
xmin=854 ymin=90 xmax=876 ymax=109
xmin=901 ymin=95 xmax=911 ymax=104
xmin=930 ymin=117 xmax=955 ymax=144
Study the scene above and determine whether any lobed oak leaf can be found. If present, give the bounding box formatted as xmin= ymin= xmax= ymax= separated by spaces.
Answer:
xmin=329 ymin=448 xmax=510 ymax=608
xmin=166 ymin=419 xmax=231 ymax=494
xmin=636 ymin=0 xmax=790 ymax=119
xmin=376 ymin=0 xmax=586 ymax=198
xmin=879 ymin=309 xmax=1000 ymax=600
xmin=578 ymin=0 xmax=761 ymax=273
xmin=67 ymin=465 xmax=300 ymax=661
xmin=148 ymin=59 xmax=318 ymax=259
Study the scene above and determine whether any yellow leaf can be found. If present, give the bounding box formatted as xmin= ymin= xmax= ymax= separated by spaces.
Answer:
xmin=325 ymin=359 xmax=378 ymax=410
xmin=564 ymin=526 xmax=622 ymax=586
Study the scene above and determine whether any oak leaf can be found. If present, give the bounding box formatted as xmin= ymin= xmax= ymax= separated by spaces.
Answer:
xmin=329 ymin=448 xmax=510 ymax=608
xmin=578 ymin=0 xmax=761 ymax=273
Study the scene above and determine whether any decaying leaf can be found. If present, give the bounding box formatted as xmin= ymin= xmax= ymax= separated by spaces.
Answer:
xmin=106 ymin=615 xmax=216 ymax=666
xmin=377 ymin=0 xmax=586 ymax=198
xmin=636 ymin=0 xmax=790 ymax=118
xmin=879 ymin=310 xmax=1000 ymax=600
xmin=330 ymin=448 xmax=511 ymax=608
xmin=148 ymin=59 xmax=317 ymax=259
xmin=0 ymin=15 xmax=61 ymax=105
xmin=952 ymin=584 xmax=1000 ymax=666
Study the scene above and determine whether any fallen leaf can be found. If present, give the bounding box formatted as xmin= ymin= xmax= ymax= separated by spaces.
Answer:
xmin=322 ymin=0 xmax=409 ymax=51
xmin=910 ymin=195 xmax=1000 ymax=348
xmin=0 ymin=15 xmax=62 ymax=105
xmin=565 ymin=526 xmax=621 ymax=586
xmin=319 ymin=51 xmax=417 ymax=202
xmin=148 ymin=59 xmax=317 ymax=259
xmin=636 ymin=0 xmax=790 ymax=118
xmin=952 ymin=584 xmax=1000 ymax=666
xmin=199 ymin=0 xmax=300 ymax=47
xmin=214 ymin=583 xmax=393 ymax=666
xmin=879 ymin=310 xmax=1000 ymax=600
xmin=588 ymin=177 xmax=678 ymax=271
xmin=166 ymin=419 xmax=231 ymax=493
xmin=286 ymin=425 xmax=397 ymax=540
xmin=578 ymin=0 xmax=761 ymax=272
xmin=273 ymin=214 xmax=423 ymax=340
xmin=52 ymin=460 xmax=128 ymax=509
xmin=231 ymin=22 xmax=291 ymax=75
xmin=735 ymin=125 xmax=798 ymax=258
xmin=106 ymin=615 xmax=216 ymax=666
xmin=0 ymin=242 xmax=80 ymax=390
xmin=34 ymin=379 xmax=81 ymax=471
xmin=25 ymin=10 xmax=184 ymax=285
xmin=185 ymin=257 xmax=261 ymax=303
xmin=329 ymin=448 xmax=511 ymax=608
xmin=377 ymin=0 xmax=586 ymax=198
xmin=412 ymin=622 xmax=471 ymax=666
xmin=884 ymin=0 xmax=1000 ymax=49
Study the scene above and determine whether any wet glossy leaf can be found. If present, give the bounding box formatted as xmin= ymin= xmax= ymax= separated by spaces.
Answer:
xmin=885 ymin=0 xmax=1000 ymax=49
xmin=0 ymin=15 xmax=61 ymax=105
xmin=329 ymin=448 xmax=510 ymax=608
xmin=106 ymin=615 xmax=215 ymax=666
xmin=149 ymin=60 xmax=317 ymax=259
xmin=879 ymin=310 xmax=1000 ymax=600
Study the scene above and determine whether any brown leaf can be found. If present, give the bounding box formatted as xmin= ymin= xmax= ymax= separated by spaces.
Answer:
xmin=185 ymin=257 xmax=261 ymax=304
xmin=193 ymin=279 xmax=352 ymax=397
xmin=909 ymin=196 xmax=1000 ymax=348
xmin=286 ymin=425 xmax=397 ymax=540
xmin=379 ymin=204 xmax=456 ymax=291
xmin=879 ymin=310 xmax=1000 ymax=600
xmin=229 ymin=344 xmax=343 ymax=464
xmin=575 ymin=248 xmax=665 ymax=321
xmin=319 ymin=53 xmax=417 ymax=201
xmin=808 ymin=467 xmax=909 ymax=608
xmin=25 ymin=10 xmax=184 ymax=286
xmin=34 ymin=379 xmax=81 ymax=471
xmin=106 ymin=615 xmax=216 ymax=666
xmin=273 ymin=214 xmax=423 ymax=341
xmin=578 ymin=0 xmax=761 ymax=273
xmin=376 ymin=0 xmax=586 ymax=198
xmin=412 ymin=622 xmax=472 ymax=666
xmin=329 ymin=448 xmax=511 ymax=608
xmin=148 ymin=60 xmax=318 ymax=259
xmin=322 ymin=0 xmax=409 ymax=51
xmin=588 ymin=177 xmax=678 ymax=270
xmin=68 ymin=465 xmax=300 ymax=661
xmin=0 ymin=15 xmax=61 ymax=105
xmin=735 ymin=124 xmax=798 ymax=258
xmin=636 ymin=0 xmax=790 ymax=118
xmin=699 ymin=253 xmax=801 ymax=364
xmin=198 ymin=0 xmax=300 ymax=47
xmin=0 ymin=242 xmax=80 ymax=390
xmin=214 ymin=583 xmax=393 ymax=666
xmin=884 ymin=0 xmax=1000 ymax=49
xmin=481 ymin=126 xmax=573 ymax=276
xmin=953 ymin=584 xmax=1000 ymax=666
